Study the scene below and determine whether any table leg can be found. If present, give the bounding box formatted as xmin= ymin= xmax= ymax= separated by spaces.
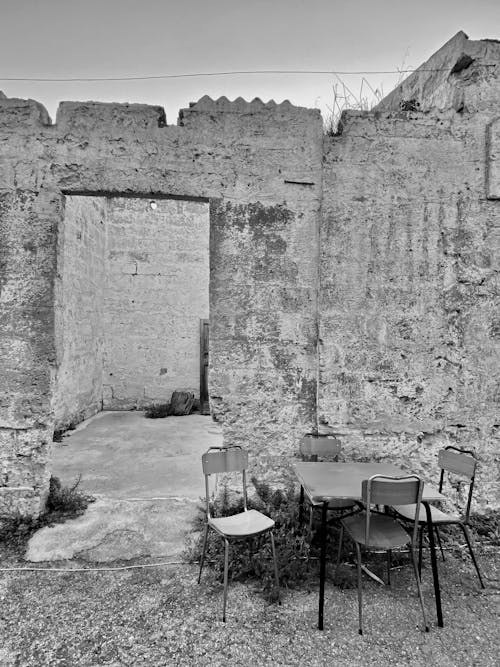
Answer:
xmin=299 ymin=485 xmax=304 ymax=525
xmin=423 ymin=501 xmax=443 ymax=628
xmin=318 ymin=500 xmax=328 ymax=630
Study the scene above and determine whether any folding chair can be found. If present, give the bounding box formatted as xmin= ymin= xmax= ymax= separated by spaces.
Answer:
xmin=197 ymin=446 xmax=280 ymax=622
xmin=391 ymin=445 xmax=485 ymax=588
xmin=299 ymin=435 xmax=360 ymax=530
xmin=335 ymin=474 xmax=428 ymax=635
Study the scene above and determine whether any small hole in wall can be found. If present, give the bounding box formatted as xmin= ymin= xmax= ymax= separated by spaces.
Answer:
xmin=149 ymin=200 xmax=157 ymax=210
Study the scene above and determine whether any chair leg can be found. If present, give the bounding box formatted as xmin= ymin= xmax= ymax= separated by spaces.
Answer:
xmin=387 ymin=549 xmax=392 ymax=586
xmin=222 ymin=539 xmax=230 ymax=622
xmin=248 ymin=537 xmax=255 ymax=573
xmin=459 ymin=524 xmax=486 ymax=589
xmin=410 ymin=545 xmax=429 ymax=632
xmin=418 ymin=526 xmax=424 ymax=577
xmin=435 ymin=525 xmax=445 ymax=562
xmin=309 ymin=506 xmax=314 ymax=534
xmin=298 ymin=485 xmax=304 ymax=525
xmin=355 ymin=543 xmax=363 ymax=635
xmin=334 ymin=524 xmax=344 ymax=580
xmin=197 ymin=524 xmax=209 ymax=584
xmin=270 ymin=531 xmax=281 ymax=604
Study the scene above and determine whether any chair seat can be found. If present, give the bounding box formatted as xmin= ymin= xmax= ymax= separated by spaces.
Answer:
xmin=208 ymin=509 xmax=275 ymax=538
xmin=392 ymin=503 xmax=461 ymax=525
xmin=342 ymin=512 xmax=411 ymax=550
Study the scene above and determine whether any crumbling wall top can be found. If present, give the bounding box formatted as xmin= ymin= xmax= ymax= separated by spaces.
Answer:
xmin=375 ymin=30 xmax=500 ymax=113
xmin=0 ymin=95 xmax=52 ymax=127
xmin=55 ymin=101 xmax=167 ymax=132
xmin=178 ymin=95 xmax=321 ymax=128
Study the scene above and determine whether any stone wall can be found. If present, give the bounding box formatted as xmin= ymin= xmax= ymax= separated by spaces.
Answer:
xmin=0 ymin=32 xmax=499 ymax=516
xmin=0 ymin=95 xmax=322 ymax=515
xmin=53 ymin=195 xmax=106 ymax=428
xmin=376 ymin=31 xmax=500 ymax=114
xmin=102 ymin=196 xmax=209 ymax=408
xmin=320 ymin=108 xmax=500 ymax=508
xmin=0 ymin=164 xmax=59 ymax=515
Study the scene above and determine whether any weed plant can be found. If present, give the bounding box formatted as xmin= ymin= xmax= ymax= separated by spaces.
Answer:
xmin=437 ymin=510 xmax=500 ymax=548
xmin=189 ymin=476 xmax=500 ymax=601
xmin=53 ymin=422 xmax=77 ymax=442
xmin=469 ymin=510 xmax=500 ymax=545
xmin=0 ymin=476 xmax=95 ymax=559
xmin=45 ymin=475 xmax=95 ymax=515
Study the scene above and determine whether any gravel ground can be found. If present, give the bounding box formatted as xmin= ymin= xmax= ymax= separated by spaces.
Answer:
xmin=0 ymin=545 xmax=499 ymax=666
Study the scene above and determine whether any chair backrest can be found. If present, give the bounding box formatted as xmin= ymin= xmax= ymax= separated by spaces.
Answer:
xmin=202 ymin=446 xmax=248 ymax=475
xmin=362 ymin=474 xmax=424 ymax=547
xmin=201 ymin=446 xmax=249 ymax=516
xmin=299 ymin=434 xmax=342 ymax=462
xmin=438 ymin=446 xmax=478 ymax=520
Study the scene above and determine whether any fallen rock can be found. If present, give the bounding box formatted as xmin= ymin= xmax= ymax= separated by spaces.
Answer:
xmin=170 ymin=391 xmax=195 ymax=416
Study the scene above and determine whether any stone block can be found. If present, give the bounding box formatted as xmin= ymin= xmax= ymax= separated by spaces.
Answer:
xmin=56 ymin=101 xmax=166 ymax=132
xmin=0 ymin=97 xmax=51 ymax=127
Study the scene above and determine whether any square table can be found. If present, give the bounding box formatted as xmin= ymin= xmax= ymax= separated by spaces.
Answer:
xmin=293 ymin=461 xmax=446 ymax=630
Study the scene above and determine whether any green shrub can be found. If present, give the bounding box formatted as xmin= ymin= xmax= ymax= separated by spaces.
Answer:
xmin=45 ymin=475 xmax=95 ymax=515
xmin=190 ymin=483 xmax=500 ymax=602
xmin=189 ymin=477 xmax=319 ymax=601
xmin=0 ymin=476 xmax=95 ymax=559
xmin=52 ymin=421 xmax=77 ymax=442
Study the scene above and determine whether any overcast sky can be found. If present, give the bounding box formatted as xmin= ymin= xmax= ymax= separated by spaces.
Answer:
xmin=1 ymin=0 xmax=499 ymax=125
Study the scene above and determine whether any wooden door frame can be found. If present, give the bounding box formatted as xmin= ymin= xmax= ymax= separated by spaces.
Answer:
xmin=200 ymin=318 xmax=210 ymax=415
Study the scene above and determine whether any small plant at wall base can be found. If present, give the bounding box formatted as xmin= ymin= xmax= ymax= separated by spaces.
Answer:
xmin=0 ymin=476 xmax=95 ymax=559
xmin=45 ymin=475 xmax=95 ymax=515
xmin=53 ymin=420 xmax=78 ymax=442
xmin=470 ymin=510 xmax=500 ymax=546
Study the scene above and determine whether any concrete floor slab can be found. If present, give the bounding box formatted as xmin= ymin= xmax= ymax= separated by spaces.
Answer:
xmin=26 ymin=497 xmax=199 ymax=563
xmin=51 ymin=411 xmax=222 ymax=500
xmin=26 ymin=412 xmax=222 ymax=562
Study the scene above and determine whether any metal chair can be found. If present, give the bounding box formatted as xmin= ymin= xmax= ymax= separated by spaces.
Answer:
xmin=391 ymin=445 xmax=485 ymax=588
xmin=197 ymin=445 xmax=280 ymax=622
xmin=335 ymin=474 xmax=428 ymax=635
xmin=299 ymin=435 xmax=360 ymax=529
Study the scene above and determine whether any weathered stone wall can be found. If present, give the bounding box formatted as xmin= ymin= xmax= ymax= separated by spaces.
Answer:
xmin=0 ymin=95 xmax=59 ymax=515
xmin=376 ymin=31 xmax=500 ymax=114
xmin=1 ymin=35 xmax=499 ymax=516
xmin=102 ymin=196 xmax=209 ymax=408
xmin=0 ymin=95 xmax=322 ymax=515
xmin=53 ymin=195 xmax=106 ymax=428
xmin=488 ymin=117 xmax=500 ymax=199
xmin=320 ymin=108 xmax=500 ymax=508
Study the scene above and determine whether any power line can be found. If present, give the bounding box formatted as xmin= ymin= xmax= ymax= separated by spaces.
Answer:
xmin=0 ymin=66 xmax=494 ymax=83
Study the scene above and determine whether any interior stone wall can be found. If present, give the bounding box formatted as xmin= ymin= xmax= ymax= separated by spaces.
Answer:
xmin=102 ymin=196 xmax=209 ymax=409
xmin=53 ymin=195 xmax=106 ymax=429
xmin=320 ymin=109 xmax=500 ymax=508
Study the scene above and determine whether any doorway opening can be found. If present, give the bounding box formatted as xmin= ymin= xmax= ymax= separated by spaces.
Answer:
xmin=53 ymin=194 xmax=210 ymax=431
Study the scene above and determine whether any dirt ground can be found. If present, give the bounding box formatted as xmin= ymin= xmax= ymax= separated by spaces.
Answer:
xmin=0 ymin=543 xmax=498 ymax=666
xmin=2 ymin=413 xmax=499 ymax=665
